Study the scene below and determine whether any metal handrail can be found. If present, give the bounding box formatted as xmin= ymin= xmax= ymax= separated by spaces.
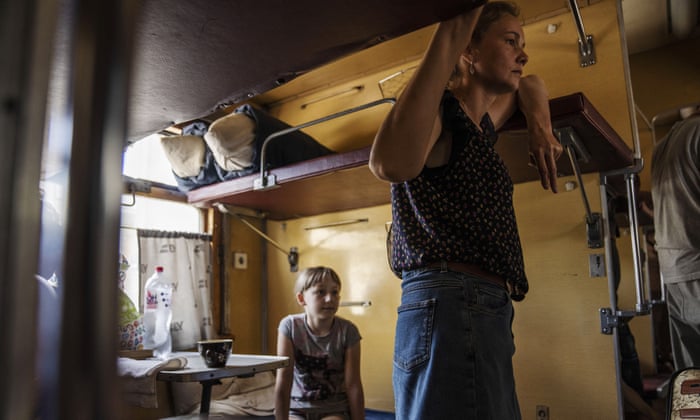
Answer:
xmin=254 ymin=97 xmax=396 ymax=190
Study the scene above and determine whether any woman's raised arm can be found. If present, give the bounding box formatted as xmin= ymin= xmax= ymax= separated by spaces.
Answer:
xmin=369 ymin=6 xmax=484 ymax=182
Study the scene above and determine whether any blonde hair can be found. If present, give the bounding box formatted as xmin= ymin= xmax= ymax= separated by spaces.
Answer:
xmin=294 ymin=266 xmax=342 ymax=295
xmin=448 ymin=1 xmax=521 ymax=88
xmin=471 ymin=1 xmax=520 ymax=45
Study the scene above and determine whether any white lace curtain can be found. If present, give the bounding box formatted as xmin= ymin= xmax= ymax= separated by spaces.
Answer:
xmin=138 ymin=229 xmax=215 ymax=350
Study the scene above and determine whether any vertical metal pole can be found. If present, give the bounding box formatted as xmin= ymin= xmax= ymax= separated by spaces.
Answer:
xmin=0 ymin=0 xmax=55 ymax=417
xmin=601 ymin=183 xmax=618 ymax=313
xmin=615 ymin=0 xmax=643 ymax=160
xmin=261 ymin=218 xmax=270 ymax=354
xmin=599 ymin=179 xmax=626 ymax=420
xmin=220 ymin=213 xmax=232 ymax=336
xmin=625 ymin=173 xmax=648 ymax=312
xmin=568 ymin=0 xmax=597 ymax=66
xmin=566 ymin=145 xmax=594 ymax=222
xmin=568 ymin=0 xmax=589 ymax=49
xmin=57 ymin=0 xmax=139 ymax=418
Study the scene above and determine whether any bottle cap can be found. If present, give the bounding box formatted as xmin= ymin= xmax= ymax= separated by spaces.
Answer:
xmin=156 ymin=266 xmax=164 ymax=272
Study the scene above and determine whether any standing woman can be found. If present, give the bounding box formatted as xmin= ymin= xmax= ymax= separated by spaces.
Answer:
xmin=369 ymin=2 xmax=562 ymax=419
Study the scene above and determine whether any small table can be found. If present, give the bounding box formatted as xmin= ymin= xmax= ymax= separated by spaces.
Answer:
xmin=157 ymin=352 xmax=288 ymax=414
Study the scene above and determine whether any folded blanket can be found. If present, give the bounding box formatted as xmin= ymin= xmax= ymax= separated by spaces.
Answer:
xmin=171 ymin=371 xmax=276 ymax=415
xmin=118 ymin=356 xmax=188 ymax=408
xmin=195 ymin=384 xmax=275 ymax=417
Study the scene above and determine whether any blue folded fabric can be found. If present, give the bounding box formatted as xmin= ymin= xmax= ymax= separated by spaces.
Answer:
xmin=172 ymin=146 xmax=220 ymax=192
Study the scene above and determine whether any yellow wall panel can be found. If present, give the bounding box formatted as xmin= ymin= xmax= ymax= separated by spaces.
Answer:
xmin=224 ymin=214 xmax=266 ymax=355
xmin=513 ymin=175 xmax=619 ymax=418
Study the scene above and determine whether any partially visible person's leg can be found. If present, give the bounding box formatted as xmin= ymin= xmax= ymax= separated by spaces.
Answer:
xmin=666 ymin=279 xmax=700 ymax=370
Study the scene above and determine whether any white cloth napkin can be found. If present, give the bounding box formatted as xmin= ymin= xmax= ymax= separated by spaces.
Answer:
xmin=118 ymin=356 xmax=188 ymax=408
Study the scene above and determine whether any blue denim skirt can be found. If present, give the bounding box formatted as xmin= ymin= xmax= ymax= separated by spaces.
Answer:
xmin=393 ymin=267 xmax=521 ymax=420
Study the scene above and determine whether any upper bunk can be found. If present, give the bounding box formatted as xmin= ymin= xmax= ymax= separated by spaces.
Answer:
xmin=186 ymin=92 xmax=635 ymax=220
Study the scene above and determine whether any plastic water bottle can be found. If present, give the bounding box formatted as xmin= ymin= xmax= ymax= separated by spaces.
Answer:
xmin=143 ymin=266 xmax=173 ymax=359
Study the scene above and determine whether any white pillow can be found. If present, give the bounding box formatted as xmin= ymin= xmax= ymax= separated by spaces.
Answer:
xmin=160 ymin=135 xmax=206 ymax=178
xmin=204 ymin=112 xmax=256 ymax=172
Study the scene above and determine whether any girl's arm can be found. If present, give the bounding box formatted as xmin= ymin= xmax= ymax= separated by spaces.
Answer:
xmin=344 ymin=341 xmax=365 ymax=420
xmin=274 ymin=332 xmax=295 ymax=420
xmin=370 ymin=6 xmax=484 ymax=182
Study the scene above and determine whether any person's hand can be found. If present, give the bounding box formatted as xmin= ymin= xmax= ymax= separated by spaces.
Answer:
xmin=528 ymin=126 xmax=563 ymax=193
xmin=516 ymin=75 xmax=562 ymax=193
xmin=638 ymin=190 xmax=654 ymax=219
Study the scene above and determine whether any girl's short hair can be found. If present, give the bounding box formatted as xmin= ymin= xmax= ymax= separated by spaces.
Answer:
xmin=295 ymin=266 xmax=342 ymax=294
xmin=472 ymin=1 xmax=521 ymax=45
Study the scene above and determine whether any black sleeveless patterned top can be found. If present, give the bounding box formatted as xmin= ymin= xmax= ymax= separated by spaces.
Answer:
xmin=389 ymin=91 xmax=528 ymax=300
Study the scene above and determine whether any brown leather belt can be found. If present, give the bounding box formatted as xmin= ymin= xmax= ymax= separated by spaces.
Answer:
xmin=427 ymin=261 xmax=508 ymax=290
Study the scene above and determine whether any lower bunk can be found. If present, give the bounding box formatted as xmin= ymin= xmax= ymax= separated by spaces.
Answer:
xmin=152 ymin=371 xmax=395 ymax=419
xmin=161 ymin=409 xmax=395 ymax=419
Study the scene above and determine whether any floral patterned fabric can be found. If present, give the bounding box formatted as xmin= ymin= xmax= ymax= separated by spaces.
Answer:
xmin=118 ymin=289 xmax=146 ymax=350
xmin=118 ymin=255 xmax=145 ymax=350
xmin=669 ymin=368 xmax=700 ymax=420
xmin=389 ymin=90 xmax=528 ymax=300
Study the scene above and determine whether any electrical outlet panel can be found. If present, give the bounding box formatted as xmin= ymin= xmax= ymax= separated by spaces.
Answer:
xmin=589 ymin=253 xmax=605 ymax=277
xmin=536 ymin=405 xmax=549 ymax=420
xmin=234 ymin=252 xmax=248 ymax=269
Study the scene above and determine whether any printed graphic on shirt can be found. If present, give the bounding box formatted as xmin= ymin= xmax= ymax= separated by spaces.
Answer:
xmin=293 ymin=349 xmax=344 ymax=401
